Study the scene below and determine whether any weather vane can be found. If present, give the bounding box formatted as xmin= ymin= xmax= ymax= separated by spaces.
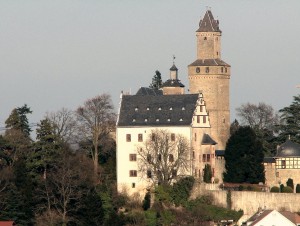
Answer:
xmin=173 ymin=55 xmax=176 ymax=65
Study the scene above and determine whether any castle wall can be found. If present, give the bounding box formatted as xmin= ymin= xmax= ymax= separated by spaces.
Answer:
xmin=191 ymin=185 xmax=300 ymax=223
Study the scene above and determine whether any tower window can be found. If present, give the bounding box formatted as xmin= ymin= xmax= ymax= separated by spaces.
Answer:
xmin=129 ymin=170 xmax=137 ymax=177
xmin=221 ymin=67 xmax=224 ymax=73
xmin=203 ymin=116 xmax=206 ymax=123
xmin=126 ymin=134 xmax=131 ymax=142
xmin=204 ymin=37 xmax=207 ymax=40
xmin=225 ymin=68 xmax=228 ymax=73
xmin=196 ymin=67 xmax=200 ymax=73
xmin=206 ymin=67 xmax=209 ymax=73
xmin=129 ymin=154 xmax=137 ymax=161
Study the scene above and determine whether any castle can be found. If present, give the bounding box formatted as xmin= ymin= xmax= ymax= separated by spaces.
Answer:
xmin=116 ymin=9 xmax=230 ymax=195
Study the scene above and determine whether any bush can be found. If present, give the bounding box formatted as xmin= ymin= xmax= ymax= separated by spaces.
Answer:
xmin=270 ymin=186 xmax=280 ymax=193
xmin=280 ymin=184 xmax=284 ymax=192
xmin=142 ymin=191 xmax=151 ymax=210
xmin=286 ymin=178 xmax=294 ymax=190
xmin=171 ymin=176 xmax=195 ymax=206
xmin=296 ymin=184 xmax=300 ymax=193
xmin=281 ymin=186 xmax=293 ymax=193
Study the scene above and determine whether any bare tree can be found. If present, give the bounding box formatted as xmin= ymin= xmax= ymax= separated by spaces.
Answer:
xmin=36 ymin=151 xmax=95 ymax=225
xmin=76 ymin=94 xmax=116 ymax=176
xmin=137 ymin=129 xmax=191 ymax=186
xmin=236 ymin=102 xmax=278 ymax=131
xmin=46 ymin=108 xmax=77 ymax=143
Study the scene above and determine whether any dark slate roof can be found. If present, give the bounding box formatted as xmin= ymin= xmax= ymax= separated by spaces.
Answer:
xmin=197 ymin=10 xmax=221 ymax=32
xmin=189 ymin=59 xmax=230 ymax=67
xmin=117 ymin=94 xmax=199 ymax=127
xmin=275 ymin=140 xmax=300 ymax=158
xmin=201 ymin=133 xmax=217 ymax=145
xmin=264 ymin=157 xmax=275 ymax=163
xmin=161 ymin=79 xmax=185 ymax=88
xmin=170 ymin=64 xmax=178 ymax=71
xmin=215 ymin=150 xmax=225 ymax=156
xmin=136 ymin=87 xmax=163 ymax=96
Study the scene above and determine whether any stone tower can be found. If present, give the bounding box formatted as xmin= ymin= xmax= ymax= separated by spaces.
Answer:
xmin=188 ymin=10 xmax=230 ymax=150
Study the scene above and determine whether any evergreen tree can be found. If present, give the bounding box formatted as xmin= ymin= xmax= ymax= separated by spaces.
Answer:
xmin=203 ymin=164 xmax=212 ymax=183
xmin=149 ymin=70 xmax=162 ymax=90
xmin=5 ymin=104 xmax=32 ymax=138
xmin=286 ymin=178 xmax=294 ymax=190
xmin=230 ymin=119 xmax=240 ymax=136
xmin=277 ymin=94 xmax=300 ymax=144
xmin=28 ymin=118 xmax=61 ymax=178
xmin=223 ymin=126 xmax=265 ymax=184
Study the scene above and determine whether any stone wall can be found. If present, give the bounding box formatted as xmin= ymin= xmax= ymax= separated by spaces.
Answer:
xmin=191 ymin=185 xmax=300 ymax=223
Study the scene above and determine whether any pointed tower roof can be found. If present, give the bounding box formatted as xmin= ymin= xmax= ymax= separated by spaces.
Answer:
xmin=170 ymin=64 xmax=178 ymax=71
xmin=197 ymin=10 xmax=221 ymax=32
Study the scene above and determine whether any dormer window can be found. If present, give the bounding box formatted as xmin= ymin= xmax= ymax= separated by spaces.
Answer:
xmin=167 ymin=119 xmax=171 ymax=122
xmin=156 ymin=119 xmax=159 ymax=122
xmin=158 ymin=107 xmax=161 ymax=111
xmin=179 ymin=118 xmax=183 ymax=121
xmin=135 ymin=107 xmax=138 ymax=111
xmin=182 ymin=107 xmax=185 ymax=110
xmin=132 ymin=119 xmax=136 ymax=122
xmin=147 ymin=107 xmax=149 ymax=110
xmin=170 ymin=107 xmax=173 ymax=110
xmin=145 ymin=119 xmax=148 ymax=122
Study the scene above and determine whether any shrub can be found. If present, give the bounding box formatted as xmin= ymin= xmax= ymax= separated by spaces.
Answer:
xmin=172 ymin=176 xmax=195 ymax=206
xmin=142 ymin=191 xmax=151 ymax=210
xmin=203 ymin=164 xmax=212 ymax=183
xmin=280 ymin=184 xmax=284 ymax=192
xmin=281 ymin=186 xmax=293 ymax=193
xmin=270 ymin=186 xmax=280 ymax=193
xmin=238 ymin=185 xmax=244 ymax=191
xmin=296 ymin=184 xmax=300 ymax=193
xmin=286 ymin=178 xmax=294 ymax=190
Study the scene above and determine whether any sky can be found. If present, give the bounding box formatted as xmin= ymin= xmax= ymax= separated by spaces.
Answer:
xmin=0 ymin=0 xmax=300 ymax=134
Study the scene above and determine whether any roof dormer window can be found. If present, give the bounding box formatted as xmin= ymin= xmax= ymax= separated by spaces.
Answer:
xmin=179 ymin=118 xmax=183 ymax=121
xmin=158 ymin=107 xmax=161 ymax=111
xmin=145 ymin=119 xmax=148 ymax=122
xmin=135 ymin=107 xmax=138 ymax=111
xmin=132 ymin=119 xmax=136 ymax=122
xmin=169 ymin=107 xmax=173 ymax=110
xmin=182 ymin=107 xmax=185 ymax=110
xmin=156 ymin=119 xmax=159 ymax=122
xmin=147 ymin=107 xmax=149 ymax=111
xmin=167 ymin=119 xmax=171 ymax=122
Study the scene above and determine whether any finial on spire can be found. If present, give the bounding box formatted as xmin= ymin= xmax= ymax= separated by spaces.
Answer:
xmin=172 ymin=55 xmax=176 ymax=65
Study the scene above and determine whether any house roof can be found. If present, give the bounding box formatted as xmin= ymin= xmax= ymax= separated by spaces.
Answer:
xmin=202 ymin=133 xmax=217 ymax=145
xmin=247 ymin=210 xmax=300 ymax=226
xmin=117 ymin=94 xmax=199 ymax=127
xmin=170 ymin=64 xmax=178 ymax=71
xmin=275 ymin=139 xmax=300 ymax=158
xmin=136 ymin=87 xmax=163 ymax=96
xmin=0 ymin=221 xmax=16 ymax=226
xmin=161 ymin=79 xmax=185 ymax=88
xmin=189 ymin=59 xmax=230 ymax=67
xmin=197 ymin=10 xmax=221 ymax=32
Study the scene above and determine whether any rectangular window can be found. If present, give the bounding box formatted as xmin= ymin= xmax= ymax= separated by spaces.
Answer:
xmin=195 ymin=133 xmax=197 ymax=141
xmin=158 ymin=154 xmax=162 ymax=161
xmin=206 ymin=67 xmax=209 ymax=73
xmin=129 ymin=170 xmax=137 ymax=177
xmin=147 ymin=170 xmax=152 ymax=178
xmin=152 ymin=134 xmax=155 ymax=141
xmin=129 ymin=154 xmax=137 ymax=161
xmin=169 ymin=154 xmax=174 ymax=162
xmin=203 ymin=154 xmax=206 ymax=162
xmin=147 ymin=154 xmax=151 ymax=163
xmin=197 ymin=115 xmax=200 ymax=123
xmin=276 ymin=172 xmax=279 ymax=177
xmin=203 ymin=116 xmax=206 ymax=123
xmin=132 ymin=183 xmax=135 ymax=188
xmin=171 ymin=133 xmax=175 ymax=141
xmin=207 ymin=154 xmax=211 ymax=162
xmin=138 ymin=134 xmax=143 ymax=142
xmin=282 ymin=160 xmax=286 ymax=169
xmin=193 ymin=151 xmax=195 ymax=159
xmin=126 ymin=134 xmax=131 ymax=142
xmin=200 ymin=105 xmax=203 ymax=112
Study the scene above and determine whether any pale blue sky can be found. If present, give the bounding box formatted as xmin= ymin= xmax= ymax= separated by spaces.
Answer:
xmin=1 ymin=0 xmax=300 ymax=132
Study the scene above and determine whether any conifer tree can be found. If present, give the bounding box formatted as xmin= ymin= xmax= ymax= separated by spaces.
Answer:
xmin=223 ymin=126 xmax=265 ymax=184
xmin=149 ymin=70 xmax=162 ymax=90
xmin=277 ymin=94 xmax=300 ymax=144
